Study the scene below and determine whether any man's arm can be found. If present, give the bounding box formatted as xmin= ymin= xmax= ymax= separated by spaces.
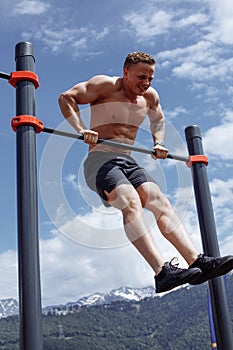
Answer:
xmin=58 ymin=75 xmax=113 ymax=144
xmin=148 ymin=89 xmax=168 ymax=159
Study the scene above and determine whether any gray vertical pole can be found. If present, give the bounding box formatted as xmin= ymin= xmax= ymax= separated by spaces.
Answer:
xmin=15 ymin=42 xmax=43 ymax=350
xmin=185 ymin=125 xmax=233 ymax=350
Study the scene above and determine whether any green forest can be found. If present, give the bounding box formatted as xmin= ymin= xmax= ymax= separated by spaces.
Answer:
xmin=0 ymin=275 xmax=232 ymax=350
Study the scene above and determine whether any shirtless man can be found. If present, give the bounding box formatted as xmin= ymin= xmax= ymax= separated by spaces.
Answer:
xmin=59 ymin=52 xmax=233 ymax=293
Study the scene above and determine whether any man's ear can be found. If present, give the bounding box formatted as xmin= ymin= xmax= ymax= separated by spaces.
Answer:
xmin=123 ymin=67 xmax=128 ymax=78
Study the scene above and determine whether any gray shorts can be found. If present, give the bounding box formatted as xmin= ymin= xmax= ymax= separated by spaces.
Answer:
xmin=83 ymin=151 xmax=156 ymax=205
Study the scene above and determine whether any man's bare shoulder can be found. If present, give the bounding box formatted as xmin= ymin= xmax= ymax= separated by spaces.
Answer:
xmin=84 ymin=75 xmax=122 ymax=101
xmin=87 ymin=75 xmax=121 ymax=89
xmin=145 ymin=86 xmax=160 ymax=108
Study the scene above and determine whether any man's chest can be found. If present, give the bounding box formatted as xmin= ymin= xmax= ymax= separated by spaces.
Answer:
xmin=91 ymin=100 xmax=149 ymax=127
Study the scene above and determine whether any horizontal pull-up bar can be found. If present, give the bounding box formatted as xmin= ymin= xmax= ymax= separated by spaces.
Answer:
xmin=0 ymin=71 xmax=11 ymax=80
xmin=43 ymin=127 xmax=190 ymax=163
xmin=11 ymin=118 xmax=208 ymax=165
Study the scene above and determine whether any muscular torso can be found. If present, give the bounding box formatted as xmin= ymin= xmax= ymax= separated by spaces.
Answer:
xmin=89 ymin=77 xmax=152 ymax=153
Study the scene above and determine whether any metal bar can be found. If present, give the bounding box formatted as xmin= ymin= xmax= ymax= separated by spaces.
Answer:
xmin=43 ymin=127 xmax=190 ymax=163
xmin=0 ymin=71 xmax=11 ymax=80
xmin=15 ymin=42 xmax=43 ymax=350
xmin=185 ymin=125 xmax=233 ymax=350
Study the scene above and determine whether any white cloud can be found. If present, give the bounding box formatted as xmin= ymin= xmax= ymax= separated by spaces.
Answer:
xmin=174 ymin=59 xmax=230 ymax=81
xmin=206 ymin=0 xmax=233 ymax=44
xmin=203 ymin=110 xmax=233 ymax=159
xmin=23 ymin=25 xmax=88 ymax=53
xmin=0 ymin=233 xmax=152 ymax=306
xmin=65 ymin=173 xmax=79 ymax=190
xmin=227 ymin=86 xmax=233 ymax=97
xmin=22 ymin=22 xmax=108 ymax=58
xmin=39 ymin=234 xmax=155 ymax=306
xmin=14 ymin=0 xmax=50 ymax=15
xmin=0 ymin=250 xmax=18 ymax=300
xmin=210 ymin=178 xmax=233 ymax=252
xmin=56 ymin=207 xmax=127 ymax=249
xmin=123 ymin=10 xmax=172 ymax=41
xmin=177 ymin=13 xmax=208 ymax=28
xmin=157 ymin=38 xmax=233 ymax=84
xmin=91 ymin=27 xmax=109 ymax=41
xmin=165 ymin=106 xmax=188 ymax=120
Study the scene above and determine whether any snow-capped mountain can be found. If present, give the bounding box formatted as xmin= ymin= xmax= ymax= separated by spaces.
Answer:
xmin=69 ymin=286 xmax=155 ymax=307
xmin=0 ymin=286 xmax=156 ymax=318
xmin=43 ymin=286 xmax=156 ymax=316
xmin=0 ymin=298 xmax=19 ymax=318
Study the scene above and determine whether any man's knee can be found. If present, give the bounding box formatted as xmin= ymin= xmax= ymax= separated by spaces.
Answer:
xmin=137 ymin=182 xmax=171 ymax=213
xmin=104 ymin=184 xmax=141 ymax=211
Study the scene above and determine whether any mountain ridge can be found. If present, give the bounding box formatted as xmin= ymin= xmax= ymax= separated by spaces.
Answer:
xmin=43 ymin=286 xmax=157 ymax=316
xmin=0 ymin=285 xmax=157 ymax=318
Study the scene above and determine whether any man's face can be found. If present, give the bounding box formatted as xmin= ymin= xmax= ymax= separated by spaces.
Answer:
xmin=123 ymin=62 xmax=155 ymax=96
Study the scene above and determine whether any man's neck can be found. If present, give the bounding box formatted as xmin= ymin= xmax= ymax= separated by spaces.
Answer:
xmin=122 ymin=78 xmax=138 ymax=101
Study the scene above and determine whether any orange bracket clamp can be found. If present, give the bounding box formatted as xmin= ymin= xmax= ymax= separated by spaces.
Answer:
xmin=8 ymin=71 xmax=39 ymax=88
xmin=11 ymin=115 xmax=44 ymax=134
xmin=186 ymin=155 xmax=209 ymax=167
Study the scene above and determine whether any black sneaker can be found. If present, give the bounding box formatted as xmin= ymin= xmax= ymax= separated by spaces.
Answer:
xmin=189 ymin=254 xmax=233 ymax=285
xmin=155 ymin=258 xmax=202 ymax=293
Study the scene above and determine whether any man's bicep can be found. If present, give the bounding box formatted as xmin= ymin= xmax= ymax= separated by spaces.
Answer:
xmin=148 ymin=103 xmax=165 ymax=123
xmin=148 ymin=101 xmax=165 ymax=142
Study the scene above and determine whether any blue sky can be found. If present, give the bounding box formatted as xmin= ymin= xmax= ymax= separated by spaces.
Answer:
xmin=0 ymin=0 xmax=233 ymax=306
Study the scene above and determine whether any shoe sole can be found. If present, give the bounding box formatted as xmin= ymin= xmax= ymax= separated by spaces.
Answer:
xmin=190 ymin=257 xmax=233 ymax=285
xmin=156 ymin=268 xmax=202 ymax=293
